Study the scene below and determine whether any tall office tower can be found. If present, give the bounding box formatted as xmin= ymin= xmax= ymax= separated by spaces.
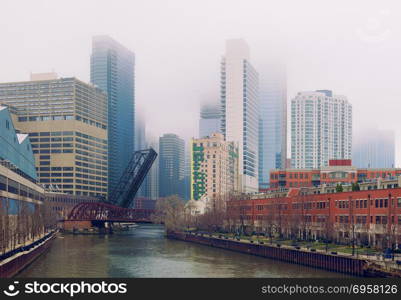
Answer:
xmin=190 ymin=133 xmax=239 ymax=201
xmin=220 ymin=39 xmax=259 ymax=193
xmin=159 ymin=133 xmax=185 ymax=198
xmin=0 ymin=75 xmax=108 ymax=197
xmin=258 ymin=64 xmax=287 ymax=189
xmin=135 ymin=113 xmax=146 ymax=151
xmin=291 ymin=90 xmax=352 ymax=169
xmin=353 ymin=128 xmax=395 ymax=168
xmin=143 ymin=137 xmax=159 ymax=200
xmin=90 ymin=35 xmax=135 ymax=197
xmin=199 ymin=102 xmax=221 ymax=138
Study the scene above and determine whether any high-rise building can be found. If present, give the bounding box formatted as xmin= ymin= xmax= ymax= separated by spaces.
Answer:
xmin=143 ymin=137 xmax=159 ymax=200
xmin=291 ymin=90 xmax=352 ymax=169
xmin=258 ymin=64 xmax=287 ymax=189
xmin=159 ymin=133 xmax=185 ymax=198
xmin=190 ymin=133 xmax=239 ymax=201
xmin=199 ymin=102 xmax=221 ymax=138
xmin=353 ymin=128 xmax=395 ymax=168
xmin=220 ymin=39 xmax=259 ymax=193
xmin=0 ymin=76 xmax=108 ymax=197
xmin=90 ymin=35 xmax=135 ymax=197
xmin=135 ymin=113 xmax=146 ymax=151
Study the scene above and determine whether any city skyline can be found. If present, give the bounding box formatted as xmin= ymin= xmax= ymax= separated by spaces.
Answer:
xmin=2 ymin=0 xmax=401 ymax=283
xmin=1 ymin=0 xmax=400 ymax=167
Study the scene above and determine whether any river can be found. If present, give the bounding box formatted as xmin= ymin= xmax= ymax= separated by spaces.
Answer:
xmin=18 ymin=224 xmax=349 ymax=277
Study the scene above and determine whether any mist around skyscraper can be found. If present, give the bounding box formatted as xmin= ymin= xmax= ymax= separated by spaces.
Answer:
xmin=90 ymin=35 xmax=135 ymax=198
xmin=2 ymin=0 xmax=401 ymax=284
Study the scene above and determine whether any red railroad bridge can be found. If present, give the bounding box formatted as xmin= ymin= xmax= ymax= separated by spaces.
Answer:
xmin=64 ymin=202 xmax=155 ymax=231
xmin=62 ymin=148 xmax=158 ymax=232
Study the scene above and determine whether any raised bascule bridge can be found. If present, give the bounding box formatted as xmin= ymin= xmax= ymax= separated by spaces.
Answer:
xmin=63 ymin=148 xmax=158 ymax=232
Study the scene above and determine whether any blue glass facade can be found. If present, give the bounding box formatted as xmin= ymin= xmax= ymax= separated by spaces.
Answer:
xmin=0 ymin=106 xmax=37 ymax=180
xmin=258 ymin=66 xmax=287 ymax=189
xmin=90 ymin=36 xmax=135 ymax=197
xmin=159 ymin=134 xmax=185 ymax=198
xmin=353 ymin=128 xmax=395 ymax=168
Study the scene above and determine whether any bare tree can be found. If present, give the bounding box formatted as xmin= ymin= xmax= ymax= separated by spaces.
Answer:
xmin=151 ymin=195 xmax=186 ymax=233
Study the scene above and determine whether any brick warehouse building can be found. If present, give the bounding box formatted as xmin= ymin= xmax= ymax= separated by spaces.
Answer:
xmin=226 ymin=186 xmax=401 ymax=249
xmin=269 ymin=159 xmax=401 ymax=189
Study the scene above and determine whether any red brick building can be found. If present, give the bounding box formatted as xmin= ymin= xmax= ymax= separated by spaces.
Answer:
xmin=227 ymin=186 xmax=401 ymax=248
xmin=268 ymin=159 xmax=401 ymax=190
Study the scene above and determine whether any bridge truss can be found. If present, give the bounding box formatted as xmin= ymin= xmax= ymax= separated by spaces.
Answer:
xmin=67 ymin=202 xmax=154 ymax=223
xmin=108 ymin=148 xmax=158 ymax=208
xmin=66 ymin=148 xmax=157 ymax=223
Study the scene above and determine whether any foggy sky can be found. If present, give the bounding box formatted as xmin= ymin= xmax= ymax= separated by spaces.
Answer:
xmin=1 ymin=0 xmax=400 ymax=165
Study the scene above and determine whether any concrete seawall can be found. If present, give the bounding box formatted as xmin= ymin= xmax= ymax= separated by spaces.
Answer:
xmin=0 ymin=232 xmax=56 ymax=278
xmin=167 ymin=232 xmax=396 ymax=277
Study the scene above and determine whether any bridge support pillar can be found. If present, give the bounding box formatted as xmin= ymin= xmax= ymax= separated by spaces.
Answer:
xmin=63 ymin=220 xmax=92 ymax=231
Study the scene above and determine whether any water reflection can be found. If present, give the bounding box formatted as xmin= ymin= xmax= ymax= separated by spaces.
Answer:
xmin=19 ymin=224 xmax=348 ymax=278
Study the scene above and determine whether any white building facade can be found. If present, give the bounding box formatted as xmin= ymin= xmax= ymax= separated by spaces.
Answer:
xmin=220 ymin=39 xmax=259 ymax=193
xmin=291 ymin=90 xmax=352 ymax=169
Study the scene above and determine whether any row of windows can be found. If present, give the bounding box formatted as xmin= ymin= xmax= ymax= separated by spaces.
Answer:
xmin=18 ymin=115 xmax=74 ymax=122
xmin=0 ymin=175 xmax=42 ymax=201
xmin=241 ymin=198 xmax=401 ymax=212
xmin=29 ymin=131 xmax=107 ymax=144
xmin=336 ymin=215 xmax=397 ymax=225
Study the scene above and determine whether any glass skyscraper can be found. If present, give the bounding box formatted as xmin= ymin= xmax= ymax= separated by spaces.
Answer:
xmin=159 ymin=133 xmax=185 ymax=198
xmin=90 ymin=35 xmax=135 ymax=197
xmin=353 ymin=128 xmax=395 ymax=168
xmin=258 ymin=64 xmax=287 ymax=189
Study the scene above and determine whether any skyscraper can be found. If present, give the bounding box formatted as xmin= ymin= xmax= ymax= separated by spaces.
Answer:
xmin=199 ymin=102 xmax=221 ymax=138
xmin=135 ymin=113 xmax=146 ymax=151
xmin=220 ymin=39 xmax=259 ymax=193
xmin=258 ymin=64 xmax=287 ymax=189
xmin=291 ymin=90 xmax=352 ymax=169
xmin=159 ymin=133 xmax=185 ymax=198
xmin=0 ymin=75 xmax=108 ymax=197
xmin=90 ymin=35 xmax=135 ymax=197
xmin=353 ymin=128 xmax=395 ymax=168
xmin=142 ymin=137 xmax=159 ymax=200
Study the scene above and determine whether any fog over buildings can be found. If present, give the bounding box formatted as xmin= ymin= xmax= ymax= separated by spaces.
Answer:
xmin=1 ymin=0 xmax=400 ymax=166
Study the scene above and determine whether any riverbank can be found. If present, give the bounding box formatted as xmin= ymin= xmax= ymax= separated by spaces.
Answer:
xmin=0 ymin=231 xmax=57 ymax=278
xmin=19 ymin=224 xmax=342 ymax=278
xmin=167 ymin=231 xmax=401 ymax=277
